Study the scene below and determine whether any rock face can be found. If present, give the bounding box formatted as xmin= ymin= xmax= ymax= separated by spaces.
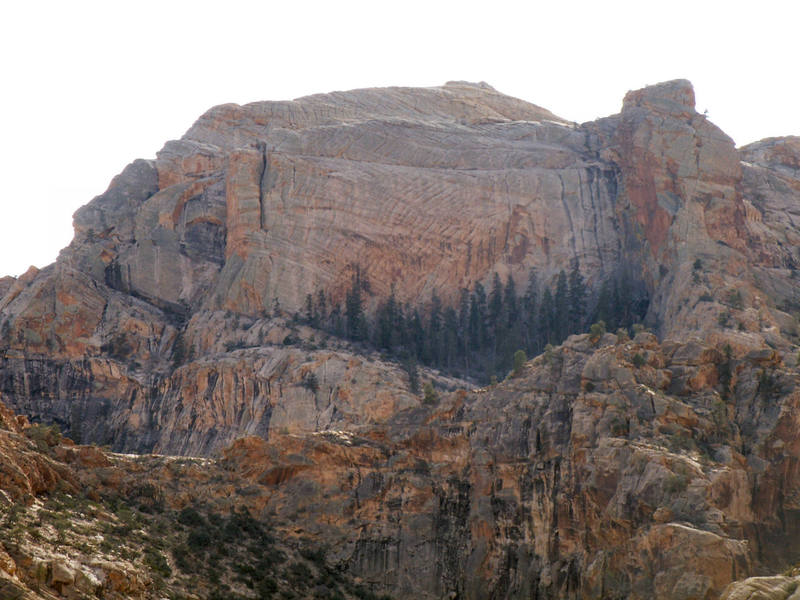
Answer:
xmin=222 ymin=332 xmax=797 ymax=599
xmin=2 ymin=79 xmax=800 ymax=598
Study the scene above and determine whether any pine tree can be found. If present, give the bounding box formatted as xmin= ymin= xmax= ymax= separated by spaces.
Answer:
xmin=443 ymin=306 xmax=459 ymax=371
xmin=330 ymin=304 xmax=344 ymax=337
xmin=376 ymin=287 xmax=398 ymax=351
xmin=568 ymin=262 xmax=586 ymax=335
xmin=392 ymin=301 xmax=405 ymax=350
xmin=305 ymin=293 xmax=316 ymax=326
xmin=472 ymin=283 xmax=488 ymax=349
xmin=458 ymin=288 xmax=470 ymax=351
xmin=489 ymin=273 xmax=504 ymax=332
xmin=409 ymin=309 xmax=425 ymax=360
xmin=403 ymin=357 xmax=420 ymax=394
xmin=427 ymin=293 xmax=443 ymax=365
xmin=523 ymin=269 xmax=538 ymax=354
xmin=397 ymin=303 xmax=409 ymax=350
xmin=615 ymin=274 xmax=631 ymax=329
xmin=539 ymin=287 xmax=555 ymax=345
xmin=345 ymin=283 xmax=366 ymax=341
xmin=503 ymin=274 xmax=518 ymax=329
xmin=512 ymin=349 xmax=527 ymax=377
xmin=315 ymin=290 xmax=327 ymax=326
xmin=595 ymin=279 xmax=613 ymax=328
xmin=554 ymin=270 xmax=569 ymax=342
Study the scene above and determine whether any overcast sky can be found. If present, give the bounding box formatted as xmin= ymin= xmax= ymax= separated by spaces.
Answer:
xmin=1 ymin=0 xmax=797 ymax=278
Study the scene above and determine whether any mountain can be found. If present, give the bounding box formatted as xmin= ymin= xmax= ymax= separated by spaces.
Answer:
xmin=1 ymin=79 xmax=800 ymax=599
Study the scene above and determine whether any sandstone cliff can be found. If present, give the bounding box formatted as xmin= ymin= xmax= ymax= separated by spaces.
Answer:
xmin=3 ymin=79 xmax=799 ymax=452
xmin=2 ymin=79 xmax=800 ymax=599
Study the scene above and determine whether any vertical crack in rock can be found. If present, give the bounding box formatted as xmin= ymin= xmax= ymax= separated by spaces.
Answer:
xmin=257 ymin=142 xmax=268 ymax=231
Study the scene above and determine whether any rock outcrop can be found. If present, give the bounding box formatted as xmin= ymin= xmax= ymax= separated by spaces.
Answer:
xmin=2 ymin=79 xmax=800 ymax=598
xmin=4 ymin=79 xmax=800 ymax=452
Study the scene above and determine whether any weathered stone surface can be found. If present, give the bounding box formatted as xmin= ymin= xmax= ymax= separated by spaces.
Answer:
xmin=721 ymin=575 xmax=800 ymax=600
xmin=1 ymin=323 xmax=800 ymax=599
xmin=2 ymin=80 xmax=800 ymax=599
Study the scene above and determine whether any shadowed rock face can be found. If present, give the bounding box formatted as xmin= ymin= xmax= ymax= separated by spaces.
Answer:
xmin=2 ymin=80 xmax=800 ymax=598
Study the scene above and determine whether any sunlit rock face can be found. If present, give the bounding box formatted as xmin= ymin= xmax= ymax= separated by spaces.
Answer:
xmin=2 ymin=80 xmax=800 ymax=599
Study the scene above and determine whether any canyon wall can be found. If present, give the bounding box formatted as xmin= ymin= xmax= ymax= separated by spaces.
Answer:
xmin=2 ymin=80 xmax=800 ymax=598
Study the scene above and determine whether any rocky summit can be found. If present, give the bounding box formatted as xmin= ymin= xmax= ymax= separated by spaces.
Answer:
xmin=2 ymin=80 xmax=800 ymax=599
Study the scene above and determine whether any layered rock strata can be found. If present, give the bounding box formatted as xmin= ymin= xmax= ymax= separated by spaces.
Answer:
xmin=2 ymin=79 xmax=800 ymax=598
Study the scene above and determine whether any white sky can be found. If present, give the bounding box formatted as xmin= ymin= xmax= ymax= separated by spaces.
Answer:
xmin=1 ymin=0 xmax=798 ymax=278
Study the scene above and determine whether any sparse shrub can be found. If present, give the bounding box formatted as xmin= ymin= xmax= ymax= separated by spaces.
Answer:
xmin=698 ymin=293 xmax=713 ymax=302
xmin=692 ymin=259 xmax=703 ymax=284
xmin=757 ymin=369 xmax=780 ymax=399
xmin=667 ymin=432 xmax=695 ymax=453
xmin=632 ymin=353 xmax=646 ymax=368
xmin=257 ymin=577 xmax=279 ymax=597
xmin=664 ymin=472 xmax=688 ymax=494
xmin=615 ymin=328 xmax=629 ymax=342
xmin=144 ymin=547 xmax=172 ymax=578
xmin=726 ymin=289 xmax=744 ymax=309
xmin=609 ymin=416 xmax=628 ymax=437
xmin=718 ymin=344 xmax=733 ymax=401
xmin=286 ymin=562 xmax=313 ymax=589
xmin=172 ymin=543 xmax=195 ymax=573
xmin=303 ymin=372 xmax=320 ymax=394
xmin=102 ymin=333 xmax=134 ymax=361
xmin=172 ymin=332 xmax=191 ymax=367
xmin=25 ymin=423 xmax=61 ymax=453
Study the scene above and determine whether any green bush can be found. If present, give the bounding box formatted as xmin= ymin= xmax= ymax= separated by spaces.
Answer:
xmin=187 ymin=528 xmax=212 ymax=549
xmin=177 ymin=506 xmax=205 ymax=527
xmin=25 ymin=423 xmax=61 ymax=453
xmin=589 ymin=320 xmax=606 ymax=343
xmin=632 ymin=353 xmax=646 ymax=368
xmin=422 ymin=382 xmax=438 ymax=405
xmin=543 ymin=344 xmax=555 ymax=365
